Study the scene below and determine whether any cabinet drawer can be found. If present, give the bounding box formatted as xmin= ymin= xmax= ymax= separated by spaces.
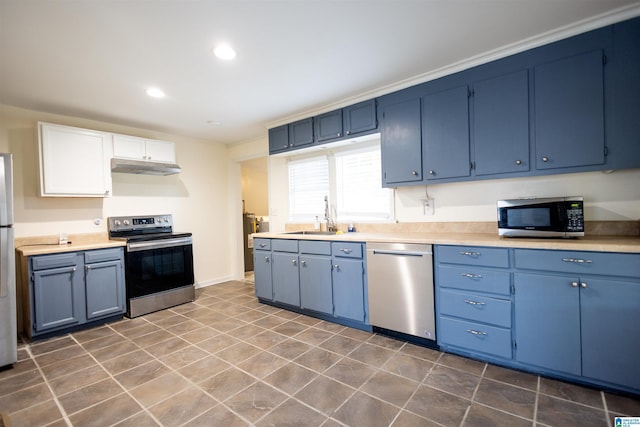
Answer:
xmin=332 ymin=242 xmax=363 ymax=259
xmin=439 ymin=289 xmax=511 ymax=328
xmin=84 ymin=248 xmax=122 ymax=263
xmin=437 ymin=245 xmax=509 ymax=268
xmin=272 ymin=239 xmax=298 ymax=253
xmin=437 ymin=265 xmax=511 ymax=295
xmin=439 ymin=317 xmax=512 ymax=359
xmin=254 ymin=238 xmax=271 ymax=251
xmin=299 ymin=240 xmax=331 ymax=255
xmin=31 ymin=253 xmax=78 ymax=271
xmin=514 ymin=249 xmax=640 ymax=278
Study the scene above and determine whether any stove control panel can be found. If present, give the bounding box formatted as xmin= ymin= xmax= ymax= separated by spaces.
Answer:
xmin=108 ymin=214 xmax=173 ymax=233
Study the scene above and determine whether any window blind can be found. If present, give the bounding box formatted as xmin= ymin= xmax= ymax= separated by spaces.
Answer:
xmin=288 ymin=156 xmax=329 ymax=221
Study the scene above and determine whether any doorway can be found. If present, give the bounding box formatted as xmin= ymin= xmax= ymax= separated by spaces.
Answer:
xmin=240 ymin=157 xmax=269 ymax=283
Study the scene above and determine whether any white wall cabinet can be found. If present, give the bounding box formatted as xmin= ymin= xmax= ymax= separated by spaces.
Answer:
xmin=38 ymin=123 xmax=112 ymax=197
xmin=112 ymin=134 xmax=175 ymax=163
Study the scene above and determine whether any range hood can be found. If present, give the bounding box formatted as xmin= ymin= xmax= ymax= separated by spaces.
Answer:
xmin=110 ymin=158 xmax=181 ymax=176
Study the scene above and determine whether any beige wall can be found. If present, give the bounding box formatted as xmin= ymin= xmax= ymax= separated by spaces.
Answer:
xmin=262 ymin=137 xmax=640 ymax=232
xmin=1 ymin=104 xmax=236 ymax=287
xmin=241 ymin=159 xmax=269 ymax=217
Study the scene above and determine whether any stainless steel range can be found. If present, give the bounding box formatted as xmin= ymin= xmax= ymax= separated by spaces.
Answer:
xmin=108 ymin=214 xmax=194 ymax=318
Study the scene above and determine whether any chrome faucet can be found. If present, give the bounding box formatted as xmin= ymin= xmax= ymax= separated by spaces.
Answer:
xmin=324 ymin=195 xmax=337 ymax=232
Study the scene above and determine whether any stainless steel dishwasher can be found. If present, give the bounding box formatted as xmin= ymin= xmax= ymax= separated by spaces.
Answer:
xmin=366 ymin=242 xmax=436 ymax=343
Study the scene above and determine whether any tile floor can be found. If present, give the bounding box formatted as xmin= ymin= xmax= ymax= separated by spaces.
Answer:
xmin=1 ymin=280 xmax=638 ymax=427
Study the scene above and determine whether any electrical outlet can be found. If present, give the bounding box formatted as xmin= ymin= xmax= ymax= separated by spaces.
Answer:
xmin=58 ymin=233 xmax=68 ymax=245
xmin=423 ymin=198 xmax=435 ymax=216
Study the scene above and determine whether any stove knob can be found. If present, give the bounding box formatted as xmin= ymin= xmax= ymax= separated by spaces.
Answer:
xmin=156 ymin=218 xmax=162 ymax=224
xmin=114 ymin=220 xmax=121 ymax=226
xmin=164 ymin=217 xmax=169 ymax=222
xmin=123 ymin=219 xmax=130 ymax=226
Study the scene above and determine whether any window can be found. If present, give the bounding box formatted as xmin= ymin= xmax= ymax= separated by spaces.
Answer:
xmin=288 ymin=140 xmax=393 ymax=222
xmin=288 ymin=155 xmax=329 ymax=221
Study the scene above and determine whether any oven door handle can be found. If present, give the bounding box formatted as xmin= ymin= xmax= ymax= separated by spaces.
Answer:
xmin=127 ymin=237 xmax=193 ymax=252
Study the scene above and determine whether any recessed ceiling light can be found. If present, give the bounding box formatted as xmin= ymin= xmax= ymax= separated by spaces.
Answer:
xmin=214 ymin=44 xmax=236 ymax=60
xmin=146 ymin=87 xmax=165 ymax=98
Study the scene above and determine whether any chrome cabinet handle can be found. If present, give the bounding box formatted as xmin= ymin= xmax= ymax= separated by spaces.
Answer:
xmin=333 ymin=264 xmax=340 ymax=271
xmin=264 ymin=256 xmax=270 ymax=263
xmin=581 ymin=282 xmax=587 ymax=288
xmin=411 ymin=170 xmax=418 ymax=176
xmin=72 ymin=267 xmax=77 ymax=272
xmin=85 ymin=265 xmax=91 ymax=270
xmin=542 ymin=156 xmax=549 ymax=162
xmin=428 ymin=170 xmax=435 ymax=175
xmin=259 ymin=243 xmax=267 ymax=248
xmin=459 ymin=251 xmax=481 ymax=257
xmin=340 ymin=248 xmax=352 ymax=254
xmin=301 ymin=260 xmax=306 ymax=267
xmin=562 ymin=258 xmax=592 ymax=264
xmin=464 ymin=299 xmax=486 ymax=306
xmin=466 ymin=329 xmax=487 ymax=336
xmin=571 ymin=281 xmax=579 ymax=287
xmin=515 ymin=160 xmax=522 ymax=165
xmin=292 ymin=259 xmax=297 ymax=266
xmin=461 ymin=273 xmax=482 ymax=279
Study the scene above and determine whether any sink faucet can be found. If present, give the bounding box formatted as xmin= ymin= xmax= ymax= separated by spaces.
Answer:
xmin=324 ymin=195 xmax=337 ymax=232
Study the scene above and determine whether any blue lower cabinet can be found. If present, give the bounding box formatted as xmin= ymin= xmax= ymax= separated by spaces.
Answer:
xmin=514 ymin=272 xmax=582 ymax=375
xmin=271 ymin=252 xmax=300 ymax=307
xmin=29 ymin=248 xmax=125 ymax=338
xmin=439 ymin=317 xmax=512 ymax=359
xmin=299 ymin=255 xmax=333 ymax=315
xmin=253 ymin=249 xmax=273 ymax=300
xmin=332 ymin=258 xmax=366 ymax=323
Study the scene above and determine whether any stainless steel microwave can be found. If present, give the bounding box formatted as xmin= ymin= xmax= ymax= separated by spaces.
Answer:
xmin=497 ymin=196 xmax=584 ymax=238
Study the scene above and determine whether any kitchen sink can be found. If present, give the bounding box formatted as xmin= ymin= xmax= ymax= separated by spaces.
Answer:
xmin=283 ymin=230 xmax=338 ymax=235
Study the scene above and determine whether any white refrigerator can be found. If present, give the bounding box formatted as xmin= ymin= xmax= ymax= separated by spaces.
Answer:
xmin=0 ymin=153 xmax=16 ymax=368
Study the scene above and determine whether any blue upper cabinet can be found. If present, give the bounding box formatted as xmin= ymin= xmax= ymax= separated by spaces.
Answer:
xmin=422 ymin=85 xmax=471 ymax=180
xmin=534 ymin=49 xmax=605 ymax=170
xmin=473 ymin=69 xmax=530 ymax=176
xmin=315 ymin=109 xmax=343 ymax=142
xmin=289 ymin=117 xmax=314 ymax=148
xmin=343 ymin=99 xmax=377 ymax=136
xmin=380 ymin=97 xmax=422 ymax=185
xmin=268 ymin=124 xmax=289 ymax=154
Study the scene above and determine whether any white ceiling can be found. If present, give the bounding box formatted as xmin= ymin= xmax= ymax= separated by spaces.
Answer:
xmin=1 ymin=1 xmax=639 ymax=145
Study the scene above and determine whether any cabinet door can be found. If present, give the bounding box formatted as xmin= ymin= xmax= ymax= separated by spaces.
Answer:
xmin=38 ymin=123 xmax=112 ymax=197
xmin=253 ymin=250 xmax=273 ymax=300
xmin=514 ymin=272 xmax=581 ymax=375
xmin=33 ymin=265 xmax=84 ymax=332
xmin=534 ymin=50 xmax=605 ymax=169
xmin=332 ymin=259 xmax=365 ymax=322
xmin=289 ymin=118 xmax=314 ymax=148
xmin=422 ymin=86 xmax=470 ymax=180
xmin=381 ymin=98 xmax=422 ymax=185
xmin=581 ymin=277 xmax=640 ymax=390
xmin=145 ymin=139 xmax=176 ymax=163
xmin=315 ymin=110 xmax=343 ymax=142
xmin=269 ymin=125 xmax=289 ymax=154
xmin=85 ymin=260 xmax=125 ymax=320
xmin=272 ymin=252 xmax=300 ymax=306
xmin=474 ymin=70 xmax=530 ymax=175
xmin=112 ymin=134 xmax=146 ymax=160
xmin=299 ymin=255 xmax=333 ymax=315
xmin=343 ymin=100 xmax=377 ymax=136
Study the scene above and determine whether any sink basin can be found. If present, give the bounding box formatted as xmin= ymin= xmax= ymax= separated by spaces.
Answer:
xmin=283 ymin=230 xmax=338 ymax=235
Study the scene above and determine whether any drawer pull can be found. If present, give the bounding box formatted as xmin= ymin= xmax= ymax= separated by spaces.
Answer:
xmin=340 ymin=248 xmax=353 ymax=254
xmin=459 ymin=251 xmax=481 ymax=257
xmin=464 ymin=299 xmax=486 ymax=306
xmin=466 ymin=329 xmax=487 ymax=336
xmin=562 ymin=258 xmax=592 ymax=264
xmin=259 ymin=243 xmax=267 ymax=248
xmin=461 ymin=273 xmax=483 ymax=279
xmin=264 ymin=256 xmax=270 ymax=263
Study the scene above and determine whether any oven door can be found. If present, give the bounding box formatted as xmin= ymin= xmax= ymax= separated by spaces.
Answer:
xmin=125 ymin=237 xmax=194 ymax=299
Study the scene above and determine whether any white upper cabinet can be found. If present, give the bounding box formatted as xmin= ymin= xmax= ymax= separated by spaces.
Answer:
xmin=112 ymin=134 xmax=176 ymax=163
xmin=38 ymin=123 xmax=113 ymax=197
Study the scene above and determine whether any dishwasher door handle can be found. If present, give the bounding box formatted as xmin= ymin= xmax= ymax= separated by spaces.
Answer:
xmin=371 ymin=250 xmax=432 ymax=257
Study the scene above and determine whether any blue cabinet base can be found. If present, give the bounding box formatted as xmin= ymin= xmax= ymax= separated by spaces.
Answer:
xmin=30 ymin=314 xmax=123 ymax=341
xmin=257 ymin=298 xmax=372 ymax=333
